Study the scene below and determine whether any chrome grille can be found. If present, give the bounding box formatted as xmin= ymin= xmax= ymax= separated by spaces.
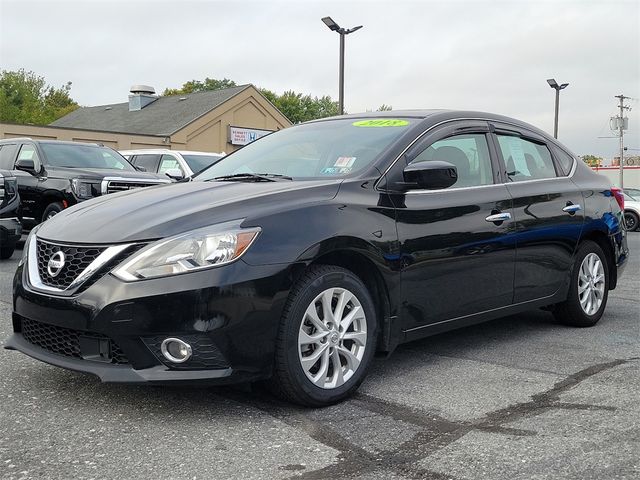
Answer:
xmin=30 ymin=239 xmax=145 ymax=294
xmin=36 ymin=240 xmax=105 ymax=289
xmin=105 ymin=180 xmax=161 ymax=194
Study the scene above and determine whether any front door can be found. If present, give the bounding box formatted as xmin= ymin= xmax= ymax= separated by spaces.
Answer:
xmin=13 ymin=144 xmax=43 ymax=219
xmin=388 ymin=122 xmax=517 ymax=332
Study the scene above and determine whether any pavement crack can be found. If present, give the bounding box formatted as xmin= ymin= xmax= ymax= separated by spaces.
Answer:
xmin=474 ymin=358 xmax=629 ymax=429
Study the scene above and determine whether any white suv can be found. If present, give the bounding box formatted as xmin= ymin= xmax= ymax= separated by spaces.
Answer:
xmin=120 ymin=149 xmax=225 ymax=178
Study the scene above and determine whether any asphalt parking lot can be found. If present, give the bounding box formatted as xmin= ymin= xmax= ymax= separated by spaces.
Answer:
xmin=0 ymin=234 xmax=638 ymax=480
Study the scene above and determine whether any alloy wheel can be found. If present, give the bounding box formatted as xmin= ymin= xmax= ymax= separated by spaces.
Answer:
xmin=578 ymin=253 xmax=605 ymax=316
xmin=624 ymin=212 xmax=638 ymax=231
xmin=298 ymin=287 xmax=367 ymax=389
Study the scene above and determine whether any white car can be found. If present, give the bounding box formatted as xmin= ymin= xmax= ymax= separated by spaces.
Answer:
xmin=119 ymin=149 xmax=225 ymax=179
xmin=623 ymin=192 xmax=640 ymax=231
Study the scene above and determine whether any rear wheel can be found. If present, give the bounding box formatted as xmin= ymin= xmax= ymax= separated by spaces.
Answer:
xmin=624 ymin=210 xmax=639 ymax=231
xmin=42 ymin=202 xmax=64 ymax=222
xmin=553 ymin=241 xmax=609 ymax=327
xmin=270 ymin=265 xmax=377 ymax=406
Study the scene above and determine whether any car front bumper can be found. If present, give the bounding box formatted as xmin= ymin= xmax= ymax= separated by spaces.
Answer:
xmin=6 ymin=260 xmax=300 ymax=385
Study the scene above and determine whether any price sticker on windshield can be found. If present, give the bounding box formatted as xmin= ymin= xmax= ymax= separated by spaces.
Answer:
xmin=352 ymin=119 xmax=409 ymax=127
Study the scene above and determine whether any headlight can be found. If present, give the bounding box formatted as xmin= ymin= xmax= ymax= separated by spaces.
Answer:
xmin=112 ymin=223 xmax=261 ymax=281
xmin=19 ymin=224 xmax=41 ymax=267
xmin=71 ymin=179 xmax=99 ymax=199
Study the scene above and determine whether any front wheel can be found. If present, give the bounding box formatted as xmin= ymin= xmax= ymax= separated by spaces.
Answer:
xmin=0 ymin=244 xmax=16 ymax=259
xmin=42 ymin=201 xmax=64 ymax=222
xmin=270 ymin=265 xmax=377 ymax=407
xmin=553 ymin=241 xmax=609 ymax=327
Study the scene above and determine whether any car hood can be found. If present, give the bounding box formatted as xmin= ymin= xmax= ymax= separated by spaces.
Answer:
xmin=47 ymin=166 xmax=167 ymax=181
xmin=37 ymin=179 xmax=342 ymax=244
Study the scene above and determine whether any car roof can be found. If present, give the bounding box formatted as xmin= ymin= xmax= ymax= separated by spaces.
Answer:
xmin=0 ymin=138 xmax=103 ymax=148
xmin=119 ymin=149 xmax=224 ymax=156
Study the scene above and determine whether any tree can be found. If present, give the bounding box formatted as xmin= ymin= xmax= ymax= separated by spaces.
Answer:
xmin=162 ymin=78 xmax=237 ymax=96
xmin=581 ymin=154 xmax=602 ymax=167
xmin=0 ymin=69 xmax=78 ymax=124
xmin=163 ymin=77 xmax=340 ymax=123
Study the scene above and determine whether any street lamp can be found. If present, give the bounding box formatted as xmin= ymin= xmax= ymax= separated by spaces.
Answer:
xmin=321 ymin=16 xmax=363 ymax=115
xmin=546 ymin=78 xmax=569 ymax=139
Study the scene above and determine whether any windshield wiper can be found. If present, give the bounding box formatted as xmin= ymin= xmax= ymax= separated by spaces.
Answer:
xmin=209 ymin=173 xmax=293 ymax=182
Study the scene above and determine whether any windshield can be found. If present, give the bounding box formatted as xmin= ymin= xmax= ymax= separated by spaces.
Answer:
xmin=195 ymin=118 xmax=415 ymax=181
xmin=183 ymin=154 xmax=224 ymax=174
xmin=41 ymin=144 xmax=135 ymax=171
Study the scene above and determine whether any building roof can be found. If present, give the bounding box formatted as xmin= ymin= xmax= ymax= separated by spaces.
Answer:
xmin=50 ymin=85 xmax=252 ymax=136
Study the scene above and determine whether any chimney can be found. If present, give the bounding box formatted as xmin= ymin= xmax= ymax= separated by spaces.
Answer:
xmin=128 ymin=85 xmax=157 ymax=111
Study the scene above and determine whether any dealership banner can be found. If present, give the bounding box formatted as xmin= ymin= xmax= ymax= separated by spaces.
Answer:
xmin=228 ymin=125 xmax=274 ymax=146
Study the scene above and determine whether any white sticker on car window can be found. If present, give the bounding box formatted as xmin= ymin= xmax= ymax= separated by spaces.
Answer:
xmin=506 ymin=137 xmax=530 ymax=176
xmin=334 ymin=156 xmax=356 ymax=168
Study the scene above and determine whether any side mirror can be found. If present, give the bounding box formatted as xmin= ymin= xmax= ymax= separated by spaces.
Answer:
xmin=134 ymin=165 xmax=146 ymax=172
xmin=401 ymin=160 xmax=458 ymax=190
xmin=164 ymin=168 xmax=184 ymax=180
xmin=15 ymin=158 xmax=38 ymax=174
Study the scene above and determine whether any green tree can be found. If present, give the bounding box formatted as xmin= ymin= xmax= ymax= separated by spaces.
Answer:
xmin=162 ymin=77 xmax=237 ymax=96
xmin=0 ymin=69 xmax=78 ymax=124
xmin=581 ymin=154 xmax=602 ymax=167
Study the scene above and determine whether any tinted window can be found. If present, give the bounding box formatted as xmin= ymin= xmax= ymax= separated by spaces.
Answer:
xmin=158 ymin=154 xmax=182 ymax=175
xmin=195 ymin=118 xmax=416 ymax=180
xmin=40 ymin=144 xmax=134 ymax=170
xmin=182 ymin=154 xmax=223 ymax=174
xmin=410 ymin=134 xmax=494 ymax=188
xmin=551 ymin=145 xmax=575 ymax=176
xmin=0 ymin=144 xmax=14 ymax=170
xmin=497 ymin=136 xmax=556 ymax=182
xmin=131 ymin=154 xmax=161 ymax=173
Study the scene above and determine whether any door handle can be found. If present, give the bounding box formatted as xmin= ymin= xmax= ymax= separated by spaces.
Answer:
xmin=562 ymin=204 xmax=582 ymax=214
xmin=485 ymin=212 xmax=512 ymax=223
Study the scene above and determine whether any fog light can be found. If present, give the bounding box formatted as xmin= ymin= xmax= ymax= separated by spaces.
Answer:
xmin=160 ymin=338 xmax=192 ymax=363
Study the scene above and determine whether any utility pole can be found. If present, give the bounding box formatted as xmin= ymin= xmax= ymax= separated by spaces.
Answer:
xmin=614 ymin=94 xmax=631 ymax=188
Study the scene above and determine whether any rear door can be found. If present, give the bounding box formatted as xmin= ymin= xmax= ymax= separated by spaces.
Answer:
xmin=490 ymin=124 xmax=584 ymax=303
xmin=389 ymin=121 xmax=517 ymax=332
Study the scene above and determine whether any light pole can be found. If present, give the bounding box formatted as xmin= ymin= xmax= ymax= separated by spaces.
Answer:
xmin=546 ymin=79 xmax=569 ymax=139
xmin=322 ymin=16 xmax=362 ymax=115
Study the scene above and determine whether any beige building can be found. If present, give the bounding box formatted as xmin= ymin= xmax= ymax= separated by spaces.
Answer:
xmin=0 ymin=84 xmax=291 ymax=152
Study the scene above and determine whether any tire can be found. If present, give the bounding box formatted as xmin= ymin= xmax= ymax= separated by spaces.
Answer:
xmin=624 ymin=210 xmax=639 ymax=232
xmin=42 ymin=202 xmax=64 ymax=222
xmin=270 ymin=265 xmax=378 ymax=407
xmin=553 ymin=241 xmax=609 ymax=327
xmin=0 ymin=244 xmax=15 ymax=260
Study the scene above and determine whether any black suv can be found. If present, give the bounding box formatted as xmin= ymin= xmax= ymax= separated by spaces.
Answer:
xmin=0 ymin=139 xmax=171 ymax=225
xmin=0 ymin=169 xmax=21 ymax=259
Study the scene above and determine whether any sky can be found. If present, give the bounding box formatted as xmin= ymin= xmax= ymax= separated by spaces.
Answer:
xmin=0 ymin=0 xmax=638 ymax=158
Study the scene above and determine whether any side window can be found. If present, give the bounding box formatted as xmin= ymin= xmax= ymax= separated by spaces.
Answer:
xmin=158 ymin=154 xmax=182 ymax=175
xmin=17 ymin=144 xmax=41 ymax=169
xmin=410 ymin=133 xmax=494 ymax=188
xmin=0 ymin=144 xmax=19 ymax=169
xmin=497 ymin=135 xmax=557 ymax=182
xmin=131 ymin=154 xmax=161 ymax=173
xmin=550 ymin=145 xmax=575 ymax=176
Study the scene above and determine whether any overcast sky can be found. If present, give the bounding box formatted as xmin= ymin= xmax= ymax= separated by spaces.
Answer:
xmin=1 ymin=0 xmax=638 ymax=157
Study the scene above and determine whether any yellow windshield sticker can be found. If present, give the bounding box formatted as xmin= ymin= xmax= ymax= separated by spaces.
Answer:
xmin=352 ymin=119 xmax=409 ymax=127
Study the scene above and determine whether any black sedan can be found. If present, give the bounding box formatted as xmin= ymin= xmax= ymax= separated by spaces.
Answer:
xmin=5 ymin=111 xmax=629 ymax=406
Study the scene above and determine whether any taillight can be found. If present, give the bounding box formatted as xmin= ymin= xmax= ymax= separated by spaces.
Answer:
xmin=611 ymin=187 xmax=625 ymax=211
